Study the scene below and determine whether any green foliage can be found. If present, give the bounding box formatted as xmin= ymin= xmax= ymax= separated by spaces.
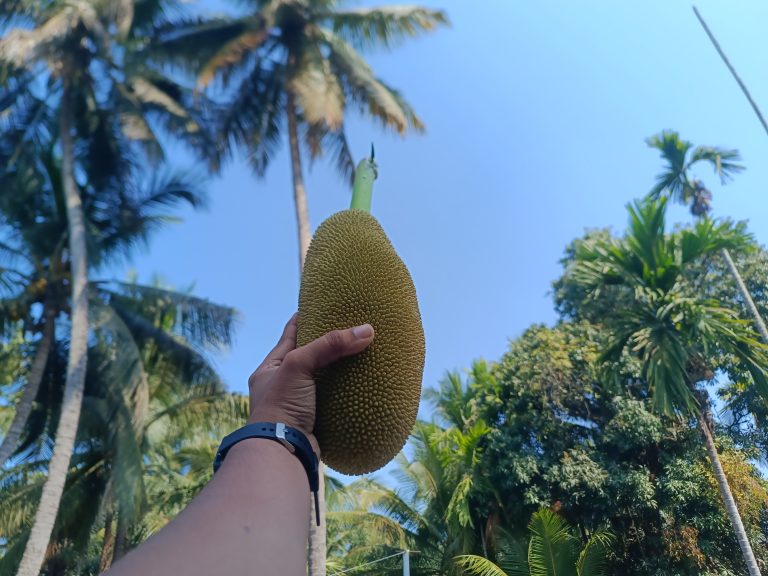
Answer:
xmin=0 ymin=274 xmax=241 ymax=574
xmin=456 ymin=508 xmax=613 ymax=576
xmin=468 ymin=319 xmax=768 ymax=575
xmin=563 ymin=197 xmax=768 ymax=414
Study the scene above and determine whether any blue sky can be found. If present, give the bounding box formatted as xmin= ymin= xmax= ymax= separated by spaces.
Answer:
xmin=123 ymin=0 xmax=768 ymax=429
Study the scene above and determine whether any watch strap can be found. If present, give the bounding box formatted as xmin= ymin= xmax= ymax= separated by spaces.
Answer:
xmin=213 ymin=422 xmax=320 ymax=525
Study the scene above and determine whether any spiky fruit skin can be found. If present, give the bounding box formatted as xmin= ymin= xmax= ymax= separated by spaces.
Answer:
xmin=297 ymin=210 xmax=425 ymax=475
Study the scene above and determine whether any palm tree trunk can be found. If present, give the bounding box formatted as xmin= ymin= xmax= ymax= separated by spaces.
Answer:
xmin=308 ymin=472 xmax=327 ymax=576
xmin=721 ymin=248 xmax=768 ymax=343
xmin=98 ymin=510 xmax=116 ymax=573
xmin=286 ymin=90 xmax=326 ymax=576
xmin=286 ymin=92 xmax=312 ymax=272
xmin=17 ymin=80 xmax=90 ymax=576
xmin=0 ymin=307 xmax=54 ymax=464
xmin=698 ymin=412 xmax=762 ymax=576
xmin=114 ymin=508 xmax=128 ymax=562
xmin=693 ymin=6 xmax=768 ymax=138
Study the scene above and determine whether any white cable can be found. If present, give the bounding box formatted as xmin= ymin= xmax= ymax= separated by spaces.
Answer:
xmin=333 ymin=551 xmax=406 ymax=574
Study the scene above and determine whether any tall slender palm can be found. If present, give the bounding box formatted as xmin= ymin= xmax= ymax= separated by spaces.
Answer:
xmin=0 ymin=139 xmax=206 ymax=464
xmin=0 ymin=1 xmax=217 ymax=572
xmin=456 ymin=508 xmax=614 ymax=576
xmin=0 ymin=145 xmax=228 ymax=574
xmin=567 ymin=197 xmax=768 ymax=576
xmin=647 ymin=130 xmax=768 ymax=343
xmin=692 ymin=7 xmax=768 ymax=139
xmin=156 ymin=7 xmax=448 ymax=571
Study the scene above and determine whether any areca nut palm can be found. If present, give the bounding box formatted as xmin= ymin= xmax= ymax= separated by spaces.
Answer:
xmin=566 ymin=197 xmax=768 ymax=576
xmin=647 ymin=130 xmax=768 ymax=344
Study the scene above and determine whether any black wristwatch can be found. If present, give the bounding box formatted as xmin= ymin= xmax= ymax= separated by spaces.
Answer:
xmin=213 ymin=422 xmax=321 ymax=525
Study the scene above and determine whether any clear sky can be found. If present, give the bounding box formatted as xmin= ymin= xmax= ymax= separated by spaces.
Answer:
xmin=120 ymin=0 xmax=768 ymax=433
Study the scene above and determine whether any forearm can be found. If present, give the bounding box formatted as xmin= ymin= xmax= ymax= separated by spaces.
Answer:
xmin=105 ymin=439 xmax=310 ymax=576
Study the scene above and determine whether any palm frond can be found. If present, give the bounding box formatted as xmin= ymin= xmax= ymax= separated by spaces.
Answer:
xmin=196 ymin=20 xmax=268 ymax=89
xmin=89 ymin=302 xmax=150 ymax=432
xmin=454 ymin=554 xmax=509 ymax=576
xmin=0 ymin=6 xmax=78 ymax=66
xmin=218 ymin=58 xmax=285 ymax=175
xmin=322 ymin=29 xmax=423 ymax=134
xmin=494 ymin=532 xmax=531 ymax=576
xmin=99 ymin=280 xmax=237 ymax=350
xmin=288 ymin=41 xmax=344 ymax=128
xmin=637 ymin=303 xmax=698 ymax=415
xmin=646 ymin=130 xmax=691 ymax=202
xmin=327 ymin=7 xmax=449 ymax=50
xmin=87 ymin=169 xmax=206 ymax=266
xmin=688 ymin=145 xmax=744 ymax=184
xmin=678 ymin=218 xmax=753 ymax=266
xmin=303 ymin=122 xmax=355 ymax=186
xmin=0 ymin=88 xmax=56 ymax=166
xmin=117 ymin=110 xmax=164 ymax=163
xmin=576 ymin=529 xmax=615 ymax=576
xmin=148 ymin=16 xmax=255 ymax=77
xmin=117 ymin=68 xmax=220 ymax=165
xmin=527 ymin=508 xmax=578 ymax=576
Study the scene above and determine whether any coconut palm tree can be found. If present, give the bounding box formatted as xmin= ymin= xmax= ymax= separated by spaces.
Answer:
xmin=0 ymin=0 xmax=217 ymax=571
xmin=154 ymin=6 xmax=447 ymax=571
xmin=0 ymin=278 xmax=238 ymax=574
xmin=0 ymin=139 xmax=208 ymax=463
xmin=646 ymin=130 xmax=768 ymax=344
xmin=156 ymin=1 xmax=447 ymax=272
xmin=0 ymin=163 xmax=235 ymax=572
xmin=566 ymin=197 xmax=768 ymax=576
xmin=456 ymin=508 xmax=614 ymax=576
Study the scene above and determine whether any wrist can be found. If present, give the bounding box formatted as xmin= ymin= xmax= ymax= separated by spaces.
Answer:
xmin=225 ymin=437 xmax=299 ymax=469
xmin=215 ymin=421 xmax=321 ymax=525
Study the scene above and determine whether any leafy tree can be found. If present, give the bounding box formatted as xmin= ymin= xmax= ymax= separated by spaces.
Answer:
xmin=473 ymin=321 xmax=768 ymax=575
xmin=455 ymin=508 xmax=614 ymax=576
xmin=557 ymin=198 xmax=768 ymax=574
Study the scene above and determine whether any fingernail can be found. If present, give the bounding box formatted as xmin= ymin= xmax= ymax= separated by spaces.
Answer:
xmin=352 ymin=324 xmax=374 ymax=339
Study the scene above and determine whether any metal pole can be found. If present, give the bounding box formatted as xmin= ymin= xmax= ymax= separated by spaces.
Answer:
xmin=403 ymin=550 xmax=410 ymax=576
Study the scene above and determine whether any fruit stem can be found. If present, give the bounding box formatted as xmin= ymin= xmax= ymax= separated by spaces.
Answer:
xmin=350 ymin=144 xmax=378 ymax=213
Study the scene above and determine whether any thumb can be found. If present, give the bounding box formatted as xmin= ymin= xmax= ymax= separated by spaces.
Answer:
xmin=282 ymin=324 xmax=375 ymax=377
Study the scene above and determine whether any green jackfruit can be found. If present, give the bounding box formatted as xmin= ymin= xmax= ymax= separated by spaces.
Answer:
xmin=297 ymin=158 xmax=425 ymax=475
